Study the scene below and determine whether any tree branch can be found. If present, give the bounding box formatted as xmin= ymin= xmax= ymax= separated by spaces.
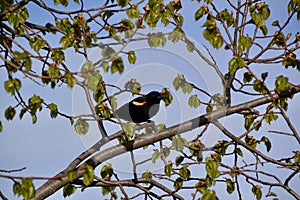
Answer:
xmin=34 ymin=88 xmax=300 ymax=199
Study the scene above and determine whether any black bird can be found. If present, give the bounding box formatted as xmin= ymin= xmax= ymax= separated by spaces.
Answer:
xmin=114 ymin=91 xmax=164 ymax=123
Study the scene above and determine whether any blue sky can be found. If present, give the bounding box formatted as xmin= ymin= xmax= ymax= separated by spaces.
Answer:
xmin=0 ymin=0 xmax=299 ymax=199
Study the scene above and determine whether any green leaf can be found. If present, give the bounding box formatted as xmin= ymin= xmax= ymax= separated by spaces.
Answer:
xmin=28 ymin=95 xmax=43 ymax=114
xmin=243 ymin=72 xmax=253 ymax=83
xmin=51 ymin=49 xmax=65 ymax=64
xmin=48 ymin=65 xmax=61 ymax=81
xmin=101 ymin=186 xmax=116 ymax=196
xmin=164 ymin=162 xmax=172 ymax=177
xmin=228 ymin=56 xmax=246 ymax=74
xmin=67 ymin=170 xmax=76 ymax=182
xmin=21 ymin=178 xmax=35 ymax=200
xmin=261 ymin=5 xmax=270 ymax=20
xmin=203 ymin=28 xmax=223 ymax=49
xmin=63 ymin=184 xmax=76 ymax=197
xmin=13 ymin=182 xmax=22 ymax=197
xmin=100 ymin=163 xmax=113 ymax=179
xmin=111 ymin=56 xmax=124 ymax=74
xmin=252 ymin=185 xmax=262 ymax=200
xmin=179 ymin=165 xmax=191 ymax=180
xmin=275 ymin=75 xmax=291 ymax=93
xmin=253 ymin=80 xmax=267 ymax=94
xmin=31 ymin=113 xmax=37 ymax=124
xmin=127 ymin=50 xmax=137 ymax=64
xmin=226 ymin=179 xmax=235 ymax=194
xmin=204 ymin=0 xmax=212 ymax=4
xmin=122 ymin=122 xmax=135 ymax=138
xmin=272 ymin=20 xmax=279 ymax=26
xmin=64 ymin=72 xmax=75 ymax=88
xmin=234 ymin=148 xmax=243 ymax=157
xmin=174 ymin=13 xmax=184 ymax=27
xmin=86 ymin=73 xmax=102 ymax=92
xmin=172 ymin=135 xmax=188 ymax=151
xmin=250 ymin=12 xmax=263 ymax=27
xmin=188 ymin=94 xmax=201 ymax=108
xmin=220 ymin=9 xmax=234 ymax=27
xmin=120 ymin=18 xmax=135 ymax=31
xmin=151 ymin=149 xmax=161 ymax=163
xmin=244 ymin=114 xmax=255 ymax=130
xmin=83 ymin=164 xmax=94 ymax=186
xmin=264 ymin=111 xmax=278 ymax=124
xmin=182 ymin=83 xmax=193 ymax=94
xmin=4 ymin=79 xmax=21 ymax=95
xmin=0 ymin=121 xmax=2 ymax=132
xmin=161 ymin=88 xmax=173 ymax=107
xmin=245 ymin=135 xmax=258 ymax=149
xmin=110 ymin=97 xmax=118 ymax=112
xmin=213 ymin=140 xmax=228 ymax=155
xmin=142 ymin=170 xmax=152 ymax=179
xmin=271 ymin=32 xmax=286 ymax=47
xmin=124 ymin=78 xmax=141 ymax=94
xmin=195 ymin=181 xmax=207 ymax=194
xmin=175 ymin=155 xmax=184 ymax=166
xmin=5 ymin=106 xmax=16 ymax=121
xmin=126 ymin=4 xmax=140 ymax=19
xmin=194 ymin=6 xmax=206 ymax=21
xmin=59 ymin=35 xmax=74 ymax=49
xmin=48 ymin=103 xmax=58 ymax=118
xmin=102 ymin=47 xmax=115 ymax=59
xmin=95 ymin=103 xmax=111 ymax=119
xmin=81 ymin=61 xmax=94 ymax=77
xmin=202 ymin=190 xmax=218 ymax=200
xmin=99 ymin=61 xmax=109 ymax=72
xmin=205 ymin=157 xmax=220 ymax=180
xmin=29 ymin=37 xmax=45 ymax=52
xmin=93 ymin=81 xmax=105 ymax=103
xmin=238 ymin=36 xmax=252 ymax=52
xmin=260 ymin=25 xmax=268 ymax=36
xmin=261 ymin=136 xmax=272 ymax=152
xmin=173 ymin=177 xmax=183 ymax=190
xmin=117 ymin=0 xmax=129 ymax=7
xmin=54 ymin=0 xmax=70 ymax=6
xmin=74 ymin=118 xmax=89 ymax=135
xmin=294 ymin=151 xmax=300 ymax=164
xmin=172 ymin=73 xmax=186 ymax=90
xmin=168 ymin=29 xmax=184 ymax=43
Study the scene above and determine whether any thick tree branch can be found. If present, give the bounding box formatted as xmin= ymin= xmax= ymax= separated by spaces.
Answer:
xmin=34 ymin=88 xmax=300 ymax=199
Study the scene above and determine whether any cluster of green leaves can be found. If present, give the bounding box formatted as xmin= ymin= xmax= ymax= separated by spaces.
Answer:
xmin=161 ymin=88 xmax=173 ymax=107
xmin=189 ymin=140 xmax=205 ymax=162
xmin=100 ymin=164 xmax=117 ymax=197
xmin=63 ymin=164 xmax=96 ymax=197
xmin=13 ymin=178 xmax=35 ymax=200
xmin=56 ymin=14 xmax=97 ymax=51
xmin=228 ymin=56 xmax=246 ymax=75
xmin=249 ymin=2 xmax=270 ymax=35
xmin=6 ymin=6 xmax=29 ymax=34
xmin=195 ymin=3 xmax=232 ymax=49
xmin=245 ymin=135 xmax=272 ymax=152
xmin=144 ymin=0 xmax=182 ymax=28
xmin=124 ymin=78 xmax=141 ymax=94
xmin=194 ymin=155 xmax=221 ymax=199
xmin=4 ymin=78 xmax=21 ymax=95
xmin=0 ymin=0 xmax=13 ymax=12
xmin=101 ymin=47 xmax=125 ymax=74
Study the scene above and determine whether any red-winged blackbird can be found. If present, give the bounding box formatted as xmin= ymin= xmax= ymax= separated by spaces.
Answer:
xmin=114 ymin=91 xmax=164 ymax=123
